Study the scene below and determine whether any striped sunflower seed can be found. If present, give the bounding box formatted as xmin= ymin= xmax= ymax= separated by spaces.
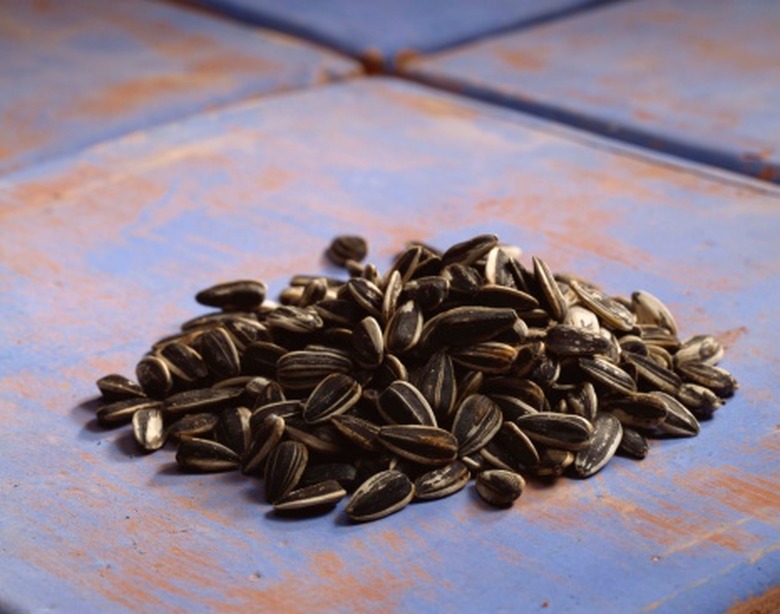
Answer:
xmin=570 ymin=279 xmax=635 ymax=332
xmin=96 ymin=373 xmax=145 ymax=401
xmin=176 ymin=438 xmax=240 ymax=472
xmin=675 ymin=361 xmax=738 ymax=398
xmin=415 ymin=351 xmax=458 ymax=423
xmin=414 ymin=461 xmax=470 ymax=501
xmin=533 ymin=256 xmax=567 ymax=322
xmin=264 ymin=441 xmax=308 ymax=503
xmin=675 ymin=335 xmax=724 ymax=366
xmin=96 ymin=398 xmax=162 ymax=427
xmin=215 ymin=406 xmax=252 ymax=455
xmin=602 ymin=393 xmax=668 ymax=429
xmin=378 ymin=425 xmax=458 ymax=465
xmin=476 ymin=469 xmax=525 ymax=507
xmin=330 ymin=414 xmax=381 ymax=451
xmin=579 ymin=357 xmax=637 ymax=395
xmin=241 ymin=414 xmax=285 ymax=475
xmin=345 ymin=470 xmax=414 ymax=522
xmin=451 ymin=394 xmax=502 ymax=456
xmin=164 ymin=387 xmax=243 ymax=415
xmin=623 ymin=351 xmax=682 ymax=395
xmin=276 ymin=350 xmax=352 ymax=391
xmin=302 ymin=373 xmax=362 ymax=424
xmin=515 ymin=414 xmax=593 ymax=451
xmin=326 ymin=235 xmax=368 ymax=267
xmin=650 ymin=391 xmax=700 ymax=437
xmin=573 ymin=414 xmax=622 ymax=478
xmin=377 ymin=381 xmax=437 ymax=427
xmin=419 ymin=306 xmax=518 ymax=349
xmin=351 ymin=316 xmax=384 ymax=369
xmin=481 ymin=422 xmax=540 ymax=472
xmin=450 ymin=342 xmax=518 ymax=374
xmin=617 ymin=427 xmax=649 ymax=459
xmin=166 ymin=412 xmax=219 ymax=441
xmin=384 ymin=300 xmax=423 ymax=354
xmin=273 ymin=480 xmax=347 ymax=512
xmin=136 ymin=355 xmax=173 ymax=398
xmin=402 ymin=276 xmax=449 ymax=312
xmin=545 ymin=325 xmax=611 ymax=357
xmin=198 ymin=328 xmax=240 ymax=378
xmin=298 ymin=463 xmax=358 ymax=490
xmin=631 ymin=290 xmax=678 ymax=335
xmin=195 ymin=279 xmax=267 ymax=311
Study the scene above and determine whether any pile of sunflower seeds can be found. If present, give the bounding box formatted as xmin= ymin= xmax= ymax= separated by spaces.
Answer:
xmin=94 ymin=234 xmax=738 ymax=522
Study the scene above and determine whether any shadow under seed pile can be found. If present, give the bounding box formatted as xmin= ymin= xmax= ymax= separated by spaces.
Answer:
xmin=93 ymin=234 xmax=739 ymax=522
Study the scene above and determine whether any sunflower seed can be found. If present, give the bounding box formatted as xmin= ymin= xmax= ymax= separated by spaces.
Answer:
xmin=96 ymin=397 xmax=162 ymax=427
xmin=414 ymin=461 xmax=470 ymax=501
xmin=420 ymin=306 xmax=518 ymax=349
xmin=473 ymin=285 xmax=539 ymax=311
xmin=215 ymin=406 xmax=252 ymax=455
xmin=535 ymin=449 xmax=575 ymax=477
xmin=402 ymin=276 xmax=449 ymax=312
xmin=136 ymin=355 xmax=172 ymax=398
xmin=96 ymin=374 xmax=145 ymax=401
xmin=617 ymin=427 xmax=649 ymax=459
xmin=298 ymin=463 xmax=358 ymax=490
xmin=223 ymin=317 xmax=270 ymax=350
xmin=573 ymin=414 xmax=622 ymax=478
xmin=167 ymin=412 xmax=219 ymax=440
xmin=242 ymin=341 xmax=287 ymax=375
xmin=675 ymin=361 xmax=738 ymax=398
xmin=515 ymin=414 xmax=593 ymax=451
xmin=570 ymin=279 xmax=634 ymax=331
xmin=602 ymin=392 xmax=668 ymax=428
xmin=158 ymin=342 xmax=208 ymax=383
xmin=197 ymin=328 xmax=240 ymax=378
xmin=273 ymin=480 xmax=347 ymax=512
xmin=533 ymin=256 xmax=568 ymax=322
xmin=564 ymin=306 xmax=600 ymax=332
xmin=442 ymin=263 xmax=483 ymax=295
xmin=303 ymin=373 xmax=362 ymax=424
xmin=676 ymin=383 xmax=723 ymax=417
xmin=164 ymin=387 xmax=243 ymax=415
xmin=475 ymin=470 xmax=525 ymax=507
xmin=623 ymin=351 xmax=681 ymax=394
xmin=266 ymin=306 xmax=323 ymax=334
xmin=195 ymin=280 xmax=266 ymax=311
xmin=346 ymin=278 xmax=383 ymax=319
xmin=565 ymin=382 xmax=598 ymax=422
xmin=176 ymin=438 xmax=240 ymax=472
xmin=632 ymin=290 xmax=678 ymax=335
xmin=450 ymin=342 xmax=518 ymax=374
xmin=241 ymin=414 xmax=285 ymax=475
xmin=675 ymin=335 xmax=724 ymax=366
xmin=264 ymin=441 xmax=308 ymax=503
xmin=276 ymin=350 xmax=352 ymax=391
xmin=285 ymin=419 xmax=344 ymax=455
xmin=250 ymin=401 xmax=301 ymax=431
xmin=385 ymin=300 xmax=423 ymax=354
xmin=378 ymin=425 xmax=458 ymax=465
xmin=345 ymin=470 xmax=414 ymax=522
xmin=579 ymin=357 xmax=637 ymax=394
xmin=484 ymin=246 xmax=514 ymax=287
xmin=451 ymin=394 xmax=502 ymax=456
xmin=330 ymin=414 xmax=381 ymax=451
xmin=490 ymin=395 xmax=539 ymax=421
xmin=131 ymin=409 xmax=165 ymax=452
xmin=386 ymin=245 xmax=424 ymax=284
xmin=545 ymin=325 xmax=612 ymax=357
xmin=377 ymin=381 xmax=437 ymax=426
xmin=415 ymin=351 xmax=458 ymax=424
xmin=313 ymin=299 xmax=363 ymax=327
xmin=650 ymin=391 xmax=701 ymax=437
xmin=481 ymin=422 xmax=540 ymax=472
xmin=326 ymin=235 xmax=368 ymax=267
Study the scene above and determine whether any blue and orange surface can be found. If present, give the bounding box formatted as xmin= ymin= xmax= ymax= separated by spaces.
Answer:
xmin=1 ymin=1 xmax=778 ymax=612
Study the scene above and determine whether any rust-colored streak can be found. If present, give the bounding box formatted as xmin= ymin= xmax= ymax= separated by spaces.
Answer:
xmin=380 ymin=87 xmax=479 ymax=121
xmin=72 ymin=54 xmax=275 ymax=119
xmin=728 ymin=585 xmax=780 ymax=614
xmin=497 ymin=47 xmax=550 ymax=71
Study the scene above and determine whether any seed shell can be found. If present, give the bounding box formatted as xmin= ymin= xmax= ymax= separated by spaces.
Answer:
xmin=303 ymin=373 xmax=362 ymax=424
xmin=475 ymin=470 xmax=525 ymax=507
xmin=176 ymin=438 xmax=240 ymax=472
xmin=414 ymin=461 xmax=470 ymax=501
xmin=264 ymin=441 xmax=309 ymax=503
xmin=132 ymin=408 xmax=166 ymax=451
xmin=378 ymin=425 xmax=458 ymax=465
xmin=273 ymin=480 xmax=347 ymax=512
xmin=345 ymin=470 xmax=414 ymax=522
xmin=574 ymin=414 xmax=623 ymax=478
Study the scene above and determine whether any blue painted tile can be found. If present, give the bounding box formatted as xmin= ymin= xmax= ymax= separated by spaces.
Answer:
xmin=190 ymin=0 xmax=608 ymax=67
xmin=0 ymin=0 xmax=358 ymax=175
xmin=0 ymin=78 xmax=778 ymax=613
xmin=406 ymin=0 xmax=780 ymax=182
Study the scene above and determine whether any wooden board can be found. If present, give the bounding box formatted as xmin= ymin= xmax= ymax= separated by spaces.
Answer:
xmin=405 ymin=0 xmax=780 ymax=183
xmin=0 ymin=0 xmax=358 ymax=175
xmin=1 ymin=78 xmax=778 ymax=613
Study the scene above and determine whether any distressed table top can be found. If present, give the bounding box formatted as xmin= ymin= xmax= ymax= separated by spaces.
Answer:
xmin=1 ymin=78 xmax=778 ymax=613
xmin=405 ymin=0 xmax=780 ymax=183
xmin=0 ymin=0 xmax=358 ymax=175
xmin=190 ymin=0 xmax=605 ymax=68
